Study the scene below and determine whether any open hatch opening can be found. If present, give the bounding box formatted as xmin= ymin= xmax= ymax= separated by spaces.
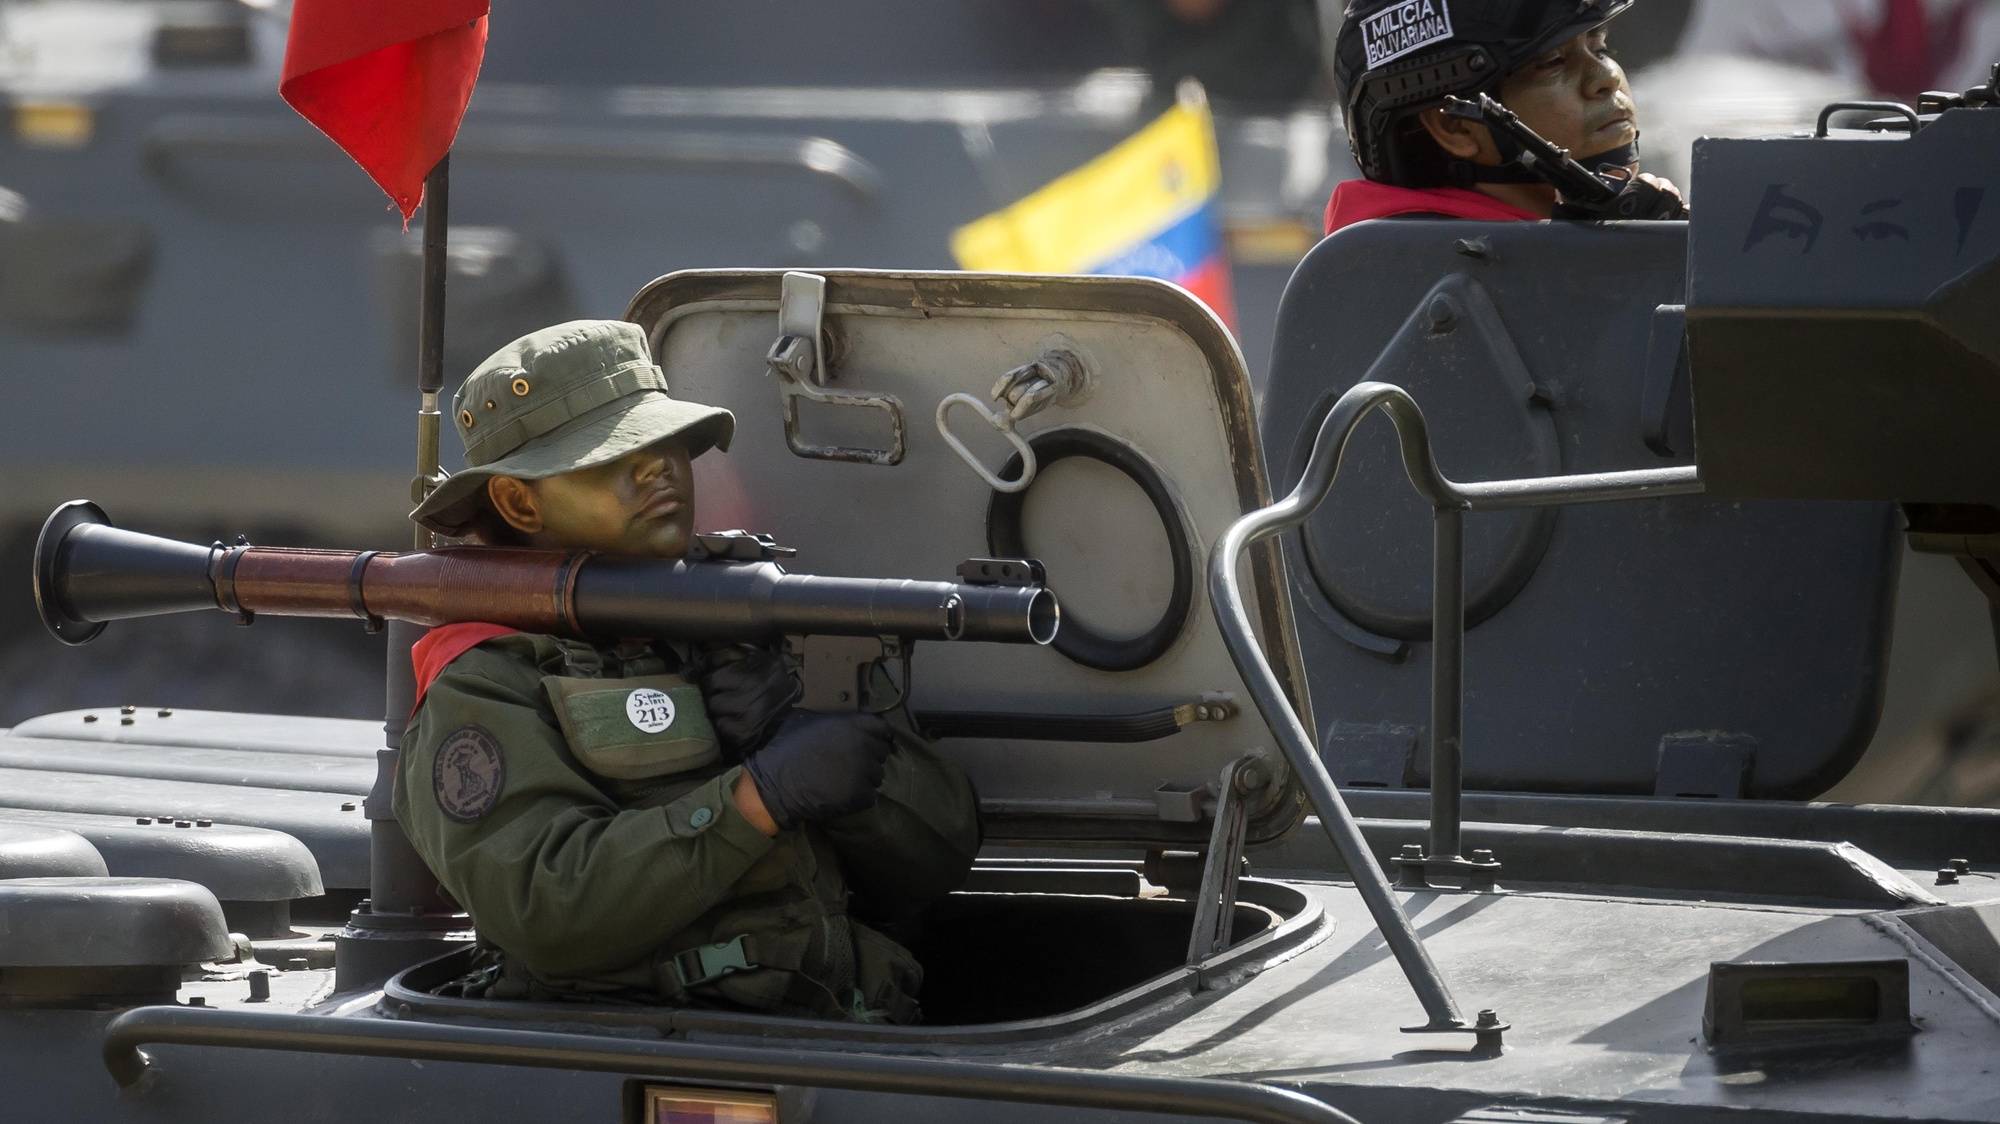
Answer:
xmin=382 ymin=875 xmax=1318 ymax=1039
xmin=903 ymin=892 xmax=1277 ymax=1025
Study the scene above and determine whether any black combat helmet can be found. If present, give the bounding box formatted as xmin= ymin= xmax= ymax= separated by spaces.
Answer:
xmin=1336 ymin=0 xmax=1635 ymax=185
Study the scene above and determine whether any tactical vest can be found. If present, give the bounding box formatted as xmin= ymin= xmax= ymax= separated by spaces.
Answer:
xmin=461 ymin=637 xmax=922 ymax=1024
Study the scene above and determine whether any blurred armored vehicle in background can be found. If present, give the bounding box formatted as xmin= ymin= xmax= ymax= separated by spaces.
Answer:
xmin=0 ymin=0 xmax=1743 ymax=731
xmin=0 ymin=0 xmax=1349 ymax=723
xmin=2 ymin=66 xmax=1999 ymax=1122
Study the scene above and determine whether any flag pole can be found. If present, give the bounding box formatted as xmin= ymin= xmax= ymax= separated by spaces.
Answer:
xmin=341 ymin=154 xmax=469 ymax=989
xmin=414 ymin=152 xmax=451 ymax=546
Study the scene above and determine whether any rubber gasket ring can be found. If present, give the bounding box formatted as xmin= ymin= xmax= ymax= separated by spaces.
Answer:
xmin=986 ymin=428 xmax=1194 ymax=672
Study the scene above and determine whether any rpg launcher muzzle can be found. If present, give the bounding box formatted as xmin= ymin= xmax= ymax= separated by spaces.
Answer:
xmin=32 ymin=501 xmax=1059 ymax=649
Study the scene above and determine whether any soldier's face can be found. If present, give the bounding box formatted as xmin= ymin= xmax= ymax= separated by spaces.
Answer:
xmin=1497 ymin=27 xmax=1636 ymax=161
xmin=528 ymin=441 xmax=697 ymax=558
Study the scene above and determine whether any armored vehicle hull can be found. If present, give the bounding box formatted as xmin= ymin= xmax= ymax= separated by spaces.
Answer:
xmin=7 ymin=75 xmax=2000 ymax=1124
xmin=2 ymin=716 xmax=1996 ymax=1122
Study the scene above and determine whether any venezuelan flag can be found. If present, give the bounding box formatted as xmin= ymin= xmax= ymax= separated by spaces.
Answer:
xmin=950 ymin=93 xmax=1237 ymax=329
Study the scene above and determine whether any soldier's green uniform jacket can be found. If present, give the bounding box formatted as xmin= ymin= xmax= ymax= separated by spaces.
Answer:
xmin=396 ymin=631 xmax=980 ymax=1022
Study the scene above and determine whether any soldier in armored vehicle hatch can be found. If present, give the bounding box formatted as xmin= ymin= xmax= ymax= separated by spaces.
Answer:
xmin=1324 ymin=0 xmax=1687 ymax=235
xmin=394 ymin=319 xmax=981 ymax=1023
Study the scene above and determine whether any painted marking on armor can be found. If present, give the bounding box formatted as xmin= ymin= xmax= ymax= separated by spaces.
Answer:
xmin=1851 ymin=197 xmax=1910 ymax=243
xmin=627 ymin=688 xmax=676 ymax=734
xmin=434 ymin=725 xmax=505 ymax=823
xmin=1743 ymin=184 xmax=1825 ymax=253
xmin=1746 ymin=184 xmax=1990 ymax=255
xmin=1361 ymin=0 xmax=1454 ymax=69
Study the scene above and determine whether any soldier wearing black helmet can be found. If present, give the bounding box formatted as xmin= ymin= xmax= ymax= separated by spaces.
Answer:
xmin=1324 ymin=0 xmax=1686 ymax=234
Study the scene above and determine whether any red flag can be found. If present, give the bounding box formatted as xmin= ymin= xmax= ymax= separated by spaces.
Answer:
xmin=280 ymin=0 xmax=490 ymax=223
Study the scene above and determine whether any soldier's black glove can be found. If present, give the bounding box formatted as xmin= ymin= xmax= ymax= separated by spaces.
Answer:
xmin=1554 ymin=171 xmax=1689 ymax=222
xmin=696 ymin=644 xmax=801 ymax=757
xmin=741 ymin=712 xmax=892 ymax=829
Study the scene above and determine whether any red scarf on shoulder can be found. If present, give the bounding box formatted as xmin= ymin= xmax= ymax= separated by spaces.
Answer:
xmin=1323 ymin=180 xmax=1539 ymax=235
xmin=409 ymin=622 xmax=520 ymax=713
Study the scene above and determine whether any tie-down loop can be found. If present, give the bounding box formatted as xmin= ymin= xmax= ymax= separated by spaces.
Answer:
xmin=935 ymin=349 xmax=1087 ymax=493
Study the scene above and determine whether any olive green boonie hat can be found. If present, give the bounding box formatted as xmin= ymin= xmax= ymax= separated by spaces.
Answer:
xmin=410 ymin=319 xmax=734 ymax=536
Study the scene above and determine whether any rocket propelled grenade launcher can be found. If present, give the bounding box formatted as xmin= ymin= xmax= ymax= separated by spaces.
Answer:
xmin=33 ymin=501 xmax=1059 ymax=650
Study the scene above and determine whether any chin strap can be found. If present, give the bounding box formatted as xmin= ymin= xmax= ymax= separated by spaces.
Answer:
xmin=1452 ymin=135 xmax=1644 ymax=188
xmin=1445 ymin=126 xmax=1546 ymax=186
xmin=1452 ymin=131 xmax=1685 ymax=220
xmin=1450 ymin=114 xmax=1643 ymax=178
xmin=1446 ymin=160 xmax=1546 ymax=186
xmin=1580 ymin=139 xmax=1640 ymax=176
xmin=1554 ymin=132 xmax=1688 ymax=221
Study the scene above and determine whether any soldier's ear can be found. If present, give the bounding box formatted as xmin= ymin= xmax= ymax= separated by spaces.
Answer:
xmin=487 ymin=476 xmax=544 ymax=535
xmin=1418 ymin=105 xmax=1487 ymax=161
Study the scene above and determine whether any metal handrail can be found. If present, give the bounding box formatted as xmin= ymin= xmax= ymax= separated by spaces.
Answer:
xmin=1209 ymin=380 xmax=1702 ymax=1038
xmin=1814 ymin=100 xmax=1921 ymax=137
xmin=102 ymin=1007 xmax=1359 ymax=1124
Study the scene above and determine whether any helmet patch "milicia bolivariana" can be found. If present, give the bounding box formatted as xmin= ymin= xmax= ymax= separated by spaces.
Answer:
xmin=1362 ymin=0 xmax=1456 ymax=69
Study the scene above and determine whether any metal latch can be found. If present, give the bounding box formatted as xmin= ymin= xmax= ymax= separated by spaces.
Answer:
xmin=936 ymin=349 xmax=1087 ymax=493
xmin=765 ymin=271 xmax=906 ymax=466
xmin=1185 ymin=754 xmax=1268 ymax=972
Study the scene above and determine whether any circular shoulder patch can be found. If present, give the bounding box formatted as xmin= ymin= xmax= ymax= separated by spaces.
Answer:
xmin=433 ymin=725 xmax=506 ymax=823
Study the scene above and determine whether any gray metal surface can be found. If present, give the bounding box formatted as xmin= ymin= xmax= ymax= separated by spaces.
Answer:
xmin=100 ymin=1007 xmax=1359 ymax=1124
xmin=625 ymin=270 xmax=1311 ymax=847
xmin=1339 ymin=788 xmax=2000 ymax=869
xmin=0 ymin=850 xmax=1980 ymax=1122
xmin=60 ymin=878 xmax=1996 ymax=1123
xmin=1262 ymin=219 xmax=1901 ymax=798
xmin=0 ymin=878 xmax=229 ymax=967
xmin=0 ymin=767 xmax=365 ymax=888
xmin=1072 ymin=883 xmax=2000 ymax=1121
xmin=0 ymin=739 xmax=372 ymax=794
xmin=0 ymin=809 xmax=319 ymax=902
xmin=0 ymin=823 xmax=106 ymax=879
xmin=5 ymin=70 xmax=2000 ymax=1119
xmin=1687 ymin=108 xmax=2000 ymax=502
xmin=9 ymin=709 xmax=380 ymax=757
xmin=0 ymin=1006 xmax=1325 ymax=1124
xmin=1897 ymin=902 xmax=2000 ymax=998
xmin=1256 ymin=816 xmax=1942 ymax=911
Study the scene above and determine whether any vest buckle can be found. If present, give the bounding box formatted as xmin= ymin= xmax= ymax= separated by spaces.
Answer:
xmin=671 ymin=936 xmax=755 ymax=988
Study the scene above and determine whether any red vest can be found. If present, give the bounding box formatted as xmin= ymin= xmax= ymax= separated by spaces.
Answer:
xmin=1323 ymin=180 xmax=1539 ymax=236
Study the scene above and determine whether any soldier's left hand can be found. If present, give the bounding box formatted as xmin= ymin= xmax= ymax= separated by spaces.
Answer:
xmin=697 ymin=644 xmax=801 ymax=756
xmin=1626 ymin=172 xmax=1688 ymax=219
xmin=740 ymin=712 xmax=894 ymax=829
